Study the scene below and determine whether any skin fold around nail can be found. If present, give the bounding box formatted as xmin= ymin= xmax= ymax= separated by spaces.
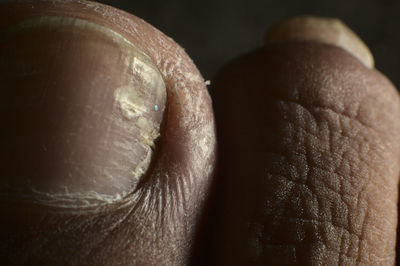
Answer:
xmin=0 ymin=1 xmax=216 ymax=265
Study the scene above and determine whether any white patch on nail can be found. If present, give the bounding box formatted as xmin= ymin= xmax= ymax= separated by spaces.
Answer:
xmin=114 ymin=85 xmax=146 ymax=119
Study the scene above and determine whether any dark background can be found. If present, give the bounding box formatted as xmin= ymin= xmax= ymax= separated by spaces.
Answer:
xmin=97 ymin=0 xmax=400 ymax=89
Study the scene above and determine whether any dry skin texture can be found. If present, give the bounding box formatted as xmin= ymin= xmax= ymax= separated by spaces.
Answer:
xmin=214 ymin=19 xmax=400 ymax=265
xmin=0 ymin=0 xmax=216 ymax=265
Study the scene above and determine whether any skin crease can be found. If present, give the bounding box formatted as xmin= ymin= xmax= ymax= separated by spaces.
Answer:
xmin=1 ymin=1 xmax=400 ymax=266
xmin=213 ymin=38 xmax=400 ymax=264
xmin=0 ymin=0 xmax=216 ymax=265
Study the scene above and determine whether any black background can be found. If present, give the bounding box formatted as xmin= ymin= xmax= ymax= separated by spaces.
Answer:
xmin=97 ymin=0 xmax=400 ymax=89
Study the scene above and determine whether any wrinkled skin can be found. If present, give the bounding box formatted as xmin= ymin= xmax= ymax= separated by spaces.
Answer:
xmin=0 ymin=1 xmax=216 ymax=265
xmin=213 ymin=42 xmax=400 ymax=265
xmin=1 ymin=1 xmax=400 ymax=266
